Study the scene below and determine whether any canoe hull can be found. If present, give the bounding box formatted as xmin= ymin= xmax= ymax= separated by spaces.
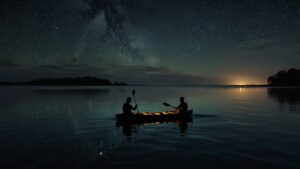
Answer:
xmin=116 ymin=110 xmax=193 ymax=125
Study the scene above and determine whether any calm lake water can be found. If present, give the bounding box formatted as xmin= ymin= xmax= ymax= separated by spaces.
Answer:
xmin=0 ymin=86 xmax=300 ymax=169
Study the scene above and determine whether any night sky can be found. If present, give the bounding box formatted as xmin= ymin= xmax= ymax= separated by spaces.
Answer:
xmin=1 ymin=0 xmax=300 ymax=85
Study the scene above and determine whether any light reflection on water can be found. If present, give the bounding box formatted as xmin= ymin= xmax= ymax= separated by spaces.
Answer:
xmin=0 ymin=86 xmax=300 ymax=169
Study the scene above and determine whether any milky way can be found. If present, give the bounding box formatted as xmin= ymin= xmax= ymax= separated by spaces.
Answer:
xmin=85 ymin=0 xmax=143 ymax=63
xmin=1 ymin=0 xmax=300 ymax=84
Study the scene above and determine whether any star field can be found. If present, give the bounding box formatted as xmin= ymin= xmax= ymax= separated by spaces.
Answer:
xmin=1 ymin=0 xmax=300 ymax=84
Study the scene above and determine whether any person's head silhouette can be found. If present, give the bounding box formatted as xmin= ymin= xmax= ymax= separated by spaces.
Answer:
xmin=126 ymin=97 xmax=132 ymax=103
xmin=180 ymin=97 xmax=184 ymax=103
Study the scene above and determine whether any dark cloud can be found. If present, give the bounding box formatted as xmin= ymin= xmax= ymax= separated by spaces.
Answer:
xmin=108 ymin=64 xmax=171 ymax=74
xmin=101 ymin=64 xmax=225 ymax=85
xmin=0 ymin=62 xmax=23 ymax=68
xmin=0 ymin=59 xmax=23 ymax=68
xmin=39 ymin=63 xmax=90 ymax=70
xmin=38 ymin=65 xmax=66 ymax=70
xmin=62 ymin=63 xmax=90 ymax=68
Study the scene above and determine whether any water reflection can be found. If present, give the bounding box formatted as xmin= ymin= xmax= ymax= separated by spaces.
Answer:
xmin=268 ymin=87 xmax=300 ymax=111
xmin=122 ymin=124 xmax=138 ymax=137
xmin=178 ymin=120 xmax=188 ymax=133
xmin=117 ymin=118 xmax=192 ymax=137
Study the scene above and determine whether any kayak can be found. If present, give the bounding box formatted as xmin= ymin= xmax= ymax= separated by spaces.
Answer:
xmin=116 ymin=109 xmax=193 ymax=125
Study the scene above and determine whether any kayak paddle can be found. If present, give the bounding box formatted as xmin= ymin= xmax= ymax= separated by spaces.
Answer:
xmin=163 ymin=102 xmax=176 ymax=109
xmin=132 ymin=90 xmax=140 ymax=113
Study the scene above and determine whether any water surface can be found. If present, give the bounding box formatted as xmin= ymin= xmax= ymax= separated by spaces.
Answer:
xmin=0 ymin=86 xmax=300 ymax=169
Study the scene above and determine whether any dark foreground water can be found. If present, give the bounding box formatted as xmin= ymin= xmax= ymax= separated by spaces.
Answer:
xmin=0 ymin=86 xmax=300 ymax=169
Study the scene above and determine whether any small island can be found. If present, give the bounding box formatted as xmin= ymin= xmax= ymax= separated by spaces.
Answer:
xmin=0 ymin=76 xmax=127 ymax=86
xmin=268 ymin=68 xmax=300 ymax=86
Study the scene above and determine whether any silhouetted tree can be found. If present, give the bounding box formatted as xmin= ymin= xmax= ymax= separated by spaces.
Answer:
xmin=268 ymin=68 xmax=300 ymax=86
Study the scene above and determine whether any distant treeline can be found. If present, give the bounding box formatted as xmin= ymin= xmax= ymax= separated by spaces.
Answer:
xmin=0 ymin=76 xmax=127 ymax=86
xmin=268 ymin=68 xmax=300 ymax=86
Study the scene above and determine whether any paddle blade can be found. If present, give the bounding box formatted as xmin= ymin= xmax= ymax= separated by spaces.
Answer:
xmin=163 ymin=102 xmax=171 ymax=107
xmin=132 ymin=90 xmax=135 ymax=95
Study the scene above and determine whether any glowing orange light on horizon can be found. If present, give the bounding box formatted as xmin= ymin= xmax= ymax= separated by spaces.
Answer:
xmin=237 ymin=82 xmax=246 ymax=86
xmin=231 ymin=80 xmax=247 ymax=86
xmin=231 ymin=78 xmax=266 ymax=86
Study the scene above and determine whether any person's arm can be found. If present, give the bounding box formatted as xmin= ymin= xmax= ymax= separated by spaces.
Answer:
xmin=176 ymin=103 xmax=182 ymax=110
xmin=131 ymin=104 xmax=138 ymax=110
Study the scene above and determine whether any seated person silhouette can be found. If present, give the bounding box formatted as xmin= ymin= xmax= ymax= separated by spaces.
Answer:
xmin=123 ymin=97 xmax=137 ymax=115
xmin=176 ymin=97 xmax=188 ymax=114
